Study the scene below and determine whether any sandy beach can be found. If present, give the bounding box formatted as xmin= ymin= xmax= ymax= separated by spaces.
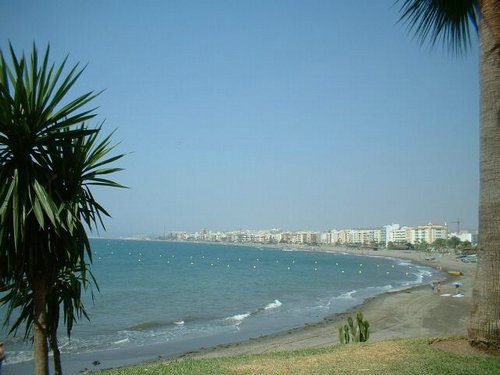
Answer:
xmin=182 ymin=247 xmax=476 ymax=360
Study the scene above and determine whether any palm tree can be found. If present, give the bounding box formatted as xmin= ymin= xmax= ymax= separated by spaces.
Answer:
xmin=397 ymin=0 xmax=499 ymax=350
xmin=0 ymin=44 xmax=124 ymax=374
xmin=1 ymin=266 xmax=96 ymax=375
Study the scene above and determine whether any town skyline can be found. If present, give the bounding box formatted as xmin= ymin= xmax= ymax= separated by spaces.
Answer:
xmin=119 ymin=218 xmax=475 ymax=246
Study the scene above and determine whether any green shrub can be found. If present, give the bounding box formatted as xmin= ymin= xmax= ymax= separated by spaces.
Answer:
xmin=338 ymin=311 xmax=369 ymax=343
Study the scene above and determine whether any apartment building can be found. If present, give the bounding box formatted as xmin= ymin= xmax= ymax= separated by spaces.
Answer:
xmin=410 ymin=223 xmax=448 ymax=244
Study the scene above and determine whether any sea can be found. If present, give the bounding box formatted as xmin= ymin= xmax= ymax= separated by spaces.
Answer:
xmin=0 ymin=239 xmax=440 ymax=368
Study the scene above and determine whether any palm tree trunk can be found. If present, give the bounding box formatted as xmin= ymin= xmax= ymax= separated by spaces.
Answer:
xmin=49 ymin=332 xmax=63 ymax=375
xmin=48 ymin=298 xmax=63 ymax=375
xmin=32 ymin=276 xmax=49 ymax=375
xmin=468 ymin=0 xmax=500 ymax=351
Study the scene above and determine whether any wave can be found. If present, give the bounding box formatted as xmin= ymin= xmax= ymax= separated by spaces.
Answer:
xmin=264 ymin=299 xmax=282 ymax=310
xmin=225 ymin=299 xmax=284 ymax=326
xmin=225 ymin=312 xmax=251 ymax=325
xmin=338 ymin=290 xmax=357 ymax=299
xmin=322 ymin=290 xmax=358 ymax=309
xmin=113 ymin=338 xmax=130 ymax=344
xmin=127 ymin=320 xmax=165 ymax=330
xmin=127 ymin=318 xmax=190 ymax=330
xmin=1 ymin=350 xmax=33 ymax=365
xmin=407 ymin=268 xmax=433 ymax=285
xmin=325 ymin=285 xmax=396 ymax=310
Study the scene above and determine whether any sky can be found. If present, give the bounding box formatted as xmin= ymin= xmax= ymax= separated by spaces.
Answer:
xmin=1 ymin=1 xmax=479 ymax=237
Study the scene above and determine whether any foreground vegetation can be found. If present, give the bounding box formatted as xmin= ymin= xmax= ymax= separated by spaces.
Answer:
xmin=96 ymin=337 xmax=500 ymax=375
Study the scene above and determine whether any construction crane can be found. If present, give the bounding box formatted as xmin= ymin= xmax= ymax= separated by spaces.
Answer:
xmin=450 ymin=218 xmax=461 ymax=234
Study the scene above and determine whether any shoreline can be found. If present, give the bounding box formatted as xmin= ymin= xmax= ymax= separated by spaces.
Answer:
xmin=180 ymin=246 xmax=475 ymax=360
xmin=4 ymin=246 xmax=476 ymax=374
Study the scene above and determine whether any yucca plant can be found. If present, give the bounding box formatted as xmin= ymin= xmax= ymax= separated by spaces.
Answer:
xmin=0 ymin=43 xmax=124 ymax=375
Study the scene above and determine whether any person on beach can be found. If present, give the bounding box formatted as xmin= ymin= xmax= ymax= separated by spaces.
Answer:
xmin=0 ymin=342 xmax=5 ymax=375
xmin=436 ymin=282 xmax=441 ymax=294
xmin=430 ymin=281 xmax=436 ymax=293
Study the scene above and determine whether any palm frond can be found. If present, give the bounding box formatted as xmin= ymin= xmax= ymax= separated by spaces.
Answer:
xmin=397 ymin=0 xmax=480 ymax=55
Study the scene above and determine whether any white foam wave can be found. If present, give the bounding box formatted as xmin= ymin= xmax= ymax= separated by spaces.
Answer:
xmin=369 ymin=284 xmax=393 ymax=292
xmin=338 ymin=290 xmax=357 ymax=299
xmin=412 ymin=268 xmax=433 ymax=284
xmin=2 ymin=350 xmax=33 ymax=364
xmin=264 ymin=299 xmax=282 ymax=310
xmin=113 ymin=338 xmax=129 ymax=344
xmin=325 ymin=289 xmax=359 ymax=309
xmin=225 ymin=312 xmax=251 ymax=324
xmin=173 ymin=320 xmax=185 ymax=326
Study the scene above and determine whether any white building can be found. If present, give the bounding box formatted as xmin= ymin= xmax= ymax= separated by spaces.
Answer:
xmin=410 ymin=223 xmax=448 ymax=244
xmin=448 ymin=231 xmax=472 ymax=242
xmin=390 ymin=226 xmax=412 ymax=244
xmin=382 ymin=224 xmax=401 ymax=246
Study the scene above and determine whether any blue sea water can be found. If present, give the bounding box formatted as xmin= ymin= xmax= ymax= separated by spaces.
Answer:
xmin=1 ymin=239 xmax=439 ymax=365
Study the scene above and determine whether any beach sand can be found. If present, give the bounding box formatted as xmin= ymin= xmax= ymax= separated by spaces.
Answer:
xmin=182 ymin=248 xmax=476 ymax=360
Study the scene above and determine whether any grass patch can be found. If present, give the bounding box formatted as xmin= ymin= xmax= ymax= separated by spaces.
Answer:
xmin=96 ymin=337 xmax=500 ymax=375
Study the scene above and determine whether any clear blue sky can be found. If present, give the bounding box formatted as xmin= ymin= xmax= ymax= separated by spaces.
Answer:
xmin=1 ymin=1 xmax=479 ymax=237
